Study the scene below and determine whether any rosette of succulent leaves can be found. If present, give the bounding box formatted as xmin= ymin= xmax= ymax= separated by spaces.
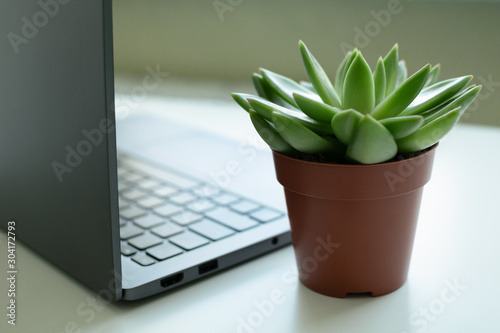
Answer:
xmin=232 ymin=42 xmax=481 ymax=164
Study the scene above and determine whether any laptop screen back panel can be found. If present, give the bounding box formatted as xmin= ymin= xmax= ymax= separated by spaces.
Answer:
xmin=0 ymin=0 xmax=121 ymax=300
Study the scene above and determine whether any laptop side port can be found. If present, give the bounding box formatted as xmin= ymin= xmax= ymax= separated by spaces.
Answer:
xmin=198 ymin=259 xmax=218 ymax=275
xmin=161 ymin=272 xmax=184 ymax=288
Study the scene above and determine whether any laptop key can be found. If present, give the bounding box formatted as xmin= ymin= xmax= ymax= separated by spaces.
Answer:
xmin=137 ymin=196 xmax=164 ymax=209
xmin=170 ymin=211 xmax=203 ymax=226
xmin=121 ymin=243 xmax=137 ymax=256
xmin=193 ymin=185 xmax=220 ymax=198
xmin=230 ymin=201 xmax=260 ymax=214
xmin=120 ymin=206 xmax=147 ymax=220
xmin=120 ymin=224 xmax=144 ymax=240
xmin=118 ymin=197 xmax=130 ymax=210
xmin=187 ymin=199 xmax=216 ymax=213
xmin=118 ymin=182 xmax=130 ymax=192
xmin=121 ymin=188 xmax=147 ymax=201
xmin=117 ymin=168 xmax=129 ymax=177
xmin=212 ymin=193 xmax=239 ymax=205
xmin=147 ymin=242 xmax=183 ymax=261
xmin=153 ymin=185 xmax=178 ymax=198
xmin=137 ymin=178 xmax=162 ymax=190
xmin=134 ymin=213 xmax=164 ymax=229
xmin=151 ymin=222 xmax=183 ymax=238
xmin=205 ymin=207 xmax=259 ymax=231
xmin=131 ymin=253 xmax=156 ymax=266
xmin=169 ymin=192 xmax=197 ymax=205
xmin=189 ymin=219 xmax=235 ymax=241
xmin=250 ymin=208 xmax=283 ymax=222
xmin=122 ymin=172 xmax=144 ymax=183
xmin=169 ymin=231 xmax=210 ymax=250
xmin=154 ymin=203 xmax=183 ymax=217
xmin=128 ymin=233 xmax=163 ymax=250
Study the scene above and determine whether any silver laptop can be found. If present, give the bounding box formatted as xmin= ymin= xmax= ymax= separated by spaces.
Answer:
xmin=0 ymin=0 xmax=290 ymax=301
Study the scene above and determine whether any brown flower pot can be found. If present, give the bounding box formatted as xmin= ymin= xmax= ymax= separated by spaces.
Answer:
xmin=272 ymin=145 xmax=437 ymax=298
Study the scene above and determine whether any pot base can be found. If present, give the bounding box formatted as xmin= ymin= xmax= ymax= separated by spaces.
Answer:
xmin=299 ymin=276 xmax=407 ymax=298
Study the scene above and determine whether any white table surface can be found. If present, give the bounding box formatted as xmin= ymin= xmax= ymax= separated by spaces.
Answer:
xmin=1 ymin=96 xmax=500 ymax=333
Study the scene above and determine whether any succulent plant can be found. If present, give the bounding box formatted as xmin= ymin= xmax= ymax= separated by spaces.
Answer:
xmin=232 ymin=42 xmax=481 ymax=164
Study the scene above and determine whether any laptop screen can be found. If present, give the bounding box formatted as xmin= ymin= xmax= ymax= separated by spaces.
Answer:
xmin=0 ymin=0 xmax=121 ymax=300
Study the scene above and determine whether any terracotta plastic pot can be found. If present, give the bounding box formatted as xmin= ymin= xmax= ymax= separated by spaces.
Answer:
xmin=272 ymin=145 xmax=437 ymax=298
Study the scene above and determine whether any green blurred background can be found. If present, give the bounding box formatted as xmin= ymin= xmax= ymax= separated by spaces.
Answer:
xmin=112 ymin=0 xmax=500 ymax=126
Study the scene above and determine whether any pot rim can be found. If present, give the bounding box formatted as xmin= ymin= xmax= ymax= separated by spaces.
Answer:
xmin=272 ymin=144 xmax=438 ymax=200
xmin=272 ymin=143 xmax=438 ymax=168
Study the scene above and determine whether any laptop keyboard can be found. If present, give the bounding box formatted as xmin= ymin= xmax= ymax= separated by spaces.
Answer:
xmin=118 ymin=156 xmax=284 ymax=267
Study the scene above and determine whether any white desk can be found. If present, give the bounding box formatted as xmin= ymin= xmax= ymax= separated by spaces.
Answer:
xmin=1 ymin=96 xmax=499 ymax=333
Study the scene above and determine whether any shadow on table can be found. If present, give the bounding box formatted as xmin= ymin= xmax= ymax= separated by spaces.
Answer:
xmin=291 ymin=281 xmax=412 ymax=333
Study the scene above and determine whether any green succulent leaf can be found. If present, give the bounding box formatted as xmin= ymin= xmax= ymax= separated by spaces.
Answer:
xmin=260 ymin=68 xmax=318 ymax=107
xmin=271 ymin=112 xmax=338 ymax=154
xmin=299 ymin=41 xmax=342 ymax=108
xmin=293 ymin=92 xmax=341 ymax=124
xmin=395 ymin=60 xmax=407 ymax=88
xmin=373 ymin=57 xmax=386 ymax=106
xmin=336 ymin=50 xmax=358 ymax=95
xmin=379 ymin=115 xmax=424 ymax=139
xmin=342 ymin=52 xmax=375 ymax=114
xmin=346 ymin=115 xmax=398 ymax=164
xmin=249 ymin=110 xmax=297 ymax=154
xmin=252 ymin=73 xmax=298 ymax=109
xmin=231 ymin=93 xmax=254 ymax=112
xmin=400 ymin=75 xmax=472 ymax=116
xmin=331 ymin=109 xmax=364 ymax=145
xmin=299 ymin=81 xmax=316 ymax=93
xmin=423 ymin=85 xmax=481 ymax=125
xmin=252 ymin=73 xmax=268 ymax=99
xmin=334 ymin=51 xmax=352 ymax=93
xmin=370 ymin=64 xmax=431 ymax=120
xmin=232 ymin=42 xmax=481 ymax=164
xmin=424 ymin=64 xmax=441 ymax=88
xmin=383 ymin=44 xmax=399 ymax=97
xmin=247 ymin=96 xmax=333 ymax=135
xmin=396 ymin=107 xmax=462 ymax=152
xmin=246 ymin=96 xmax=274 ymax=119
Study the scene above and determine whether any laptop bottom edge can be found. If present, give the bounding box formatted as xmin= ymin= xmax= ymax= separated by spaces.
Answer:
xmin=121 ymin=231 xmax=292 ymax=301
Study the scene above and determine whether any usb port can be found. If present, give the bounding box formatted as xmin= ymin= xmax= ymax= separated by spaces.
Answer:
xmin=198 ymin=260 xmax=218 ymax=275
xmin=161 ymin=272 xmax=184 ymax=288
